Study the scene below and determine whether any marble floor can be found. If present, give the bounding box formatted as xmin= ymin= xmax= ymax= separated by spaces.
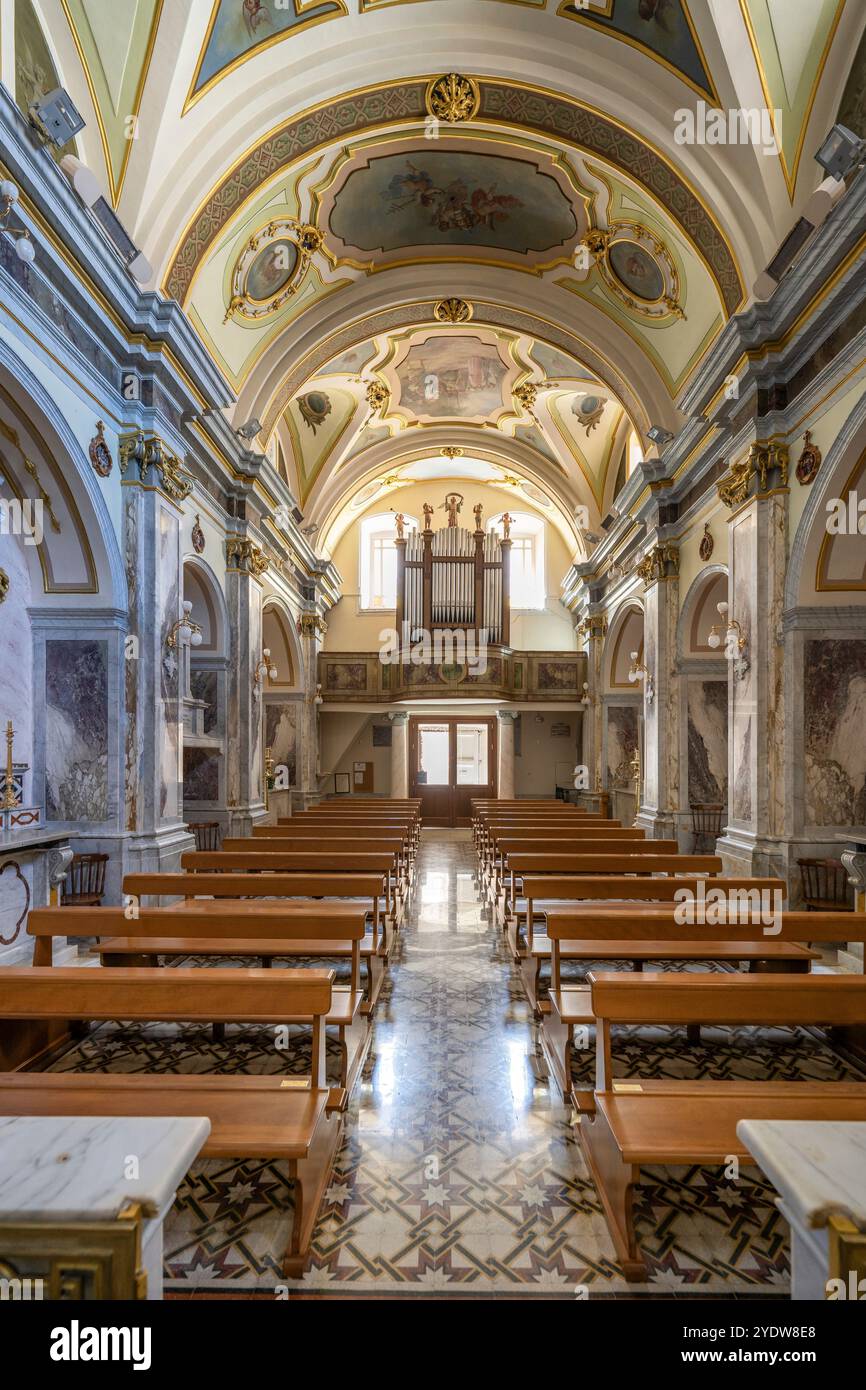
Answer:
xmin=49 ymin=834 xmax=864 ymax=1296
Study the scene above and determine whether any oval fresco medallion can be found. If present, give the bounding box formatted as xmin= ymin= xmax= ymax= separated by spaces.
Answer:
xmin=608 ymin=240 xmax=665 ymax=302
xmin=245 ymin=238 xmax=299 ymax=303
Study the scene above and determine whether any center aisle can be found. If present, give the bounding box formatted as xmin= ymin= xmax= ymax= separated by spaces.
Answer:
xmin=287 ymin=829 xmax=593 ymax=1294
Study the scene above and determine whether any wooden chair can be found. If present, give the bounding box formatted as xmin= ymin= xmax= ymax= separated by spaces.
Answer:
xmin=60 ymin=853 xmax=109 ymax=907
xmin=187 ymin=821 xmax=221 ymax=851
xmin=0 ymin=965 xmax=343 ymax=1275
xmin=797 ymin=857 xmax=854 ymax=911
xmin=690 ymin=802 xmax=724 ymax=852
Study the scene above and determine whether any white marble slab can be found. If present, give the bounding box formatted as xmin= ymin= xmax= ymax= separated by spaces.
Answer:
xmin=738 ymin=1120 xmax=866 ymax=1230
xmin=0 ymin=1115 xmax=209 ymax=1222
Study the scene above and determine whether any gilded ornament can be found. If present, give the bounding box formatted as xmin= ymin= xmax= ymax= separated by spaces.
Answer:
xmin=0 ymin=568 xmax=8 ymax=603
xmin=795 ymin=430 xmax=822 ymax=486
xmin=365 ymin=381 xmax=389 ymax=413
xmin=513 ymin=382 xmax=538 ymax=411
xmin=698 ymin=522 xmax=714 ymax=561
xmin=433 ymin=297 xmax=473 ymax=324
xmin=191 ymin=514 xmax=206 ymax=554
xmin=425 ymin=73 xmax=480 ymax=124
xmin=88 ymin=420 xmax=112 ymax=477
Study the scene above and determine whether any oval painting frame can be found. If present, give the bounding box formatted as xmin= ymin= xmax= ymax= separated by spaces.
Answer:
xmin=245 ymin=238 xmax=300 ymax=304
xmin=607 ymin=239 xmax=665 ymax=304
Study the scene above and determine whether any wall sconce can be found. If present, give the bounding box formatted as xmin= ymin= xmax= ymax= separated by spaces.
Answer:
xmin=166 ymin=600 xmax=203 ymax=649
xmin=707 ymin=601 xmax=747 ymax=653
xmin=0 ymin=181 xmax=36 ymax=264
xmin=253 ymin=647 xmax=278 ymax=688
xmin=628 ymin=651 xmax=655 ymax=703
xmin=580 ymin=682 xmax=593 ymax=707
xmin=314 ymin=682 xmax=324 ymax=706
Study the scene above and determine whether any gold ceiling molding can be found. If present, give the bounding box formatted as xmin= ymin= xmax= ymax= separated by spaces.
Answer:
xmin=365 ymin=381 xmax=390 ymax=413
xmin=425 ymin=73 xmax=480 ymax=124
xmin=224 ymin=219 xmax=324 ymax=323
xmin=163 ymin=76 xmax=744 ymax=316
xmin=513 ymin=382 xmax=539 ymax=412
xmin=22 ymin=458 xmax=62 ymax=534
xmin=582 ymin=222 xmax=685 ymax=321
xmin=434 ymin=298 xmax=474 ymax=324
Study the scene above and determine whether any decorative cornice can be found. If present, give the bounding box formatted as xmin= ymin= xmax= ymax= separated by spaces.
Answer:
xmin=118 ymin=432 xmax=193 ymax=502
xmin=717 ymin=440 xmax=788 ymax=510
xmin=297 ymin=613 xmax=328 ymax=638
xmin=225 ymin=537 xmax=269 ymax=575
xmin=635 ymin=543 xmax=679 ymax=588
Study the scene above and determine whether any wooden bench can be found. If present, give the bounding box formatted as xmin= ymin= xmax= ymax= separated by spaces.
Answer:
xmin=489 ymin=835 xmax=671 ymax=904
xmin=181 ymin=850 xmax=404 ymax=927
xmin=499 ymin=848 xmax=708 ymax=919
xmin=0 ymin=965 xmax=344 ymax=1275
xmin=479 ymin=821 xmax=629 ymax=876
xmin=539 ymin=898 xmax=865 ymax=1097
xmin=28 ymin=902 xmax=375 ymax=1086
xmin=244 ymin=832 xmax=413 ymax=892
xmin=576 ymin=971 xmax=866 ymax=1280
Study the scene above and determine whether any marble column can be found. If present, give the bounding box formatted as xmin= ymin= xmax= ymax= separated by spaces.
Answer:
xmin=636 ymin=542 xmax=680 ymax=840
xmin=716 ymin=443 xmax=789 ymax=876
xmin=295 ymin=614 xmax=328 ymax=809
xmin=497 ymin=710 xmax=518 ymax=799
xmin=389 ymin=712 xmax=409 ymax=797
xmin=224 ymin=537 xmax=268 ymax=835
xmin=579 ymin=613 xmax=606 ymax=791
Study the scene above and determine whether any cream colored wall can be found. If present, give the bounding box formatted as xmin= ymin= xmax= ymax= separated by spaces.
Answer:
xmin=326 ymin=717 xmax=392 ymax=795
xmin=515 ymin=712 xmax=582 ymax=795
xmin=323 ymin=479 xmax=577 ymax=652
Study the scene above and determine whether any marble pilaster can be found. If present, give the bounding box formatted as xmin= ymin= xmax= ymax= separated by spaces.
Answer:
xmin=578 ymin=613 xmax=606 ymax=791
xmin=295 ymin=614 xmax=328 ymax=809
xmin=224 ymin=541 xmax=267 ymax=834
xmin=636 ymin=544 xmax=680 ymax=840
xmin=497 ymin=710 xmax=518 ymax=799
xmin=389 ymin=712 xmax=409 ymax=798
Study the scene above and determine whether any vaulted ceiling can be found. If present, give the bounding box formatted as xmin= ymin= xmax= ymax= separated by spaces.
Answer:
xmin=14 ymin=0 xmax=866 ymax=558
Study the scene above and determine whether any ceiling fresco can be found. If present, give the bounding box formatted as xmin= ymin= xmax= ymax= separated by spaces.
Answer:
xmin=388 ymin=332 xmax=516 ymax=425
xmin=187 ymin=0 xmax=348 ymax=107
xmin=557 ymin=0 xmax=716 ymax=101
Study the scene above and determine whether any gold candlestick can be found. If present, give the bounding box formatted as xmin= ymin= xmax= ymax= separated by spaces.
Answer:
xmin=3 ymin=721 xmax=18 ymax=810
xmin=264 ymin=745 xmax=275 ymax=811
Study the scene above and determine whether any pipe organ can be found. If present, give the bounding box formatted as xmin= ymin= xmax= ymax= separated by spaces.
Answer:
xmin=395 ymin=505 xmax=511 ymax=644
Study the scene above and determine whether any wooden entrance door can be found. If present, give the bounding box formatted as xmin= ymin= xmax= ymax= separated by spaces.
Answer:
xmin=409 ymin=717 xmax=496 ymax=826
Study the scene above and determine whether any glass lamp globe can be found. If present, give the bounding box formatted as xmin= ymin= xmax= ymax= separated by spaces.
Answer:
xmin=707 ymin=630 xmax=721 ymax=649
xmin=0 ymin=180 xmax=19 ymax=202
xmin=190 ymin=630 xmax=203 ymax=647
xmin=15 ymin=234 xmax=35 ymax=264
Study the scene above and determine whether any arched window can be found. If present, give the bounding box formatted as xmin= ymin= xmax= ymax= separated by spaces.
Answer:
xmin=488 ymin=511 xmax=545 ymax=610
xmin=359 ymin=512 xmax=418 ymax=609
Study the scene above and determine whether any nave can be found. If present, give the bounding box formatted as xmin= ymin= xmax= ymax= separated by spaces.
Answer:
xmin=30 ymin=828 xmax=864 ymax=1298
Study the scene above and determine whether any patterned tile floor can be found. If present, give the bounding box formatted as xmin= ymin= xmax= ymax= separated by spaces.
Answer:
xmin=49 ymin=834 xmax=864 ymax=1297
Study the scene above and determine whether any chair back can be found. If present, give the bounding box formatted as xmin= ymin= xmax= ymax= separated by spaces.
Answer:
xmin=187 ymin=821 xmax=221 ymax=851
xmin=689 ymin=803 xmax=724 ymax=835
xmin=61 ymin=853 xmax=108 ymax=904
xmin=797 ymin=857 xmax=854 ymax=910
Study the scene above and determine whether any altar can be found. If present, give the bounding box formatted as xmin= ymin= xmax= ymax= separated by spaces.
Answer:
xmin=0 ymin=826 xmax=73 ymax=966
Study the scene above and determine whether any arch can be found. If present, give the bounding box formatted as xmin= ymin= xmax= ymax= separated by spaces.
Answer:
xmin=0 ymin=356 xmax=126 ymax=611
xmin=786 ymin=391 xmax=866 ymax=610
xmin=183 ymin=555 xmax=229 ymax=656
xmin=677 ymin=565 xmax=729 ymax=663
xmin=261 ymin=595 xmax=304 ymax=691
xmin=604 ymin=599 xmax=644 ymax=692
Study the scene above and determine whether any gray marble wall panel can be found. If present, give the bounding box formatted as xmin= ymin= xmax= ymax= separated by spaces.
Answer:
xmin=183 ymin=747 xmax=220 ymax=803
xmin=804 ymin=638 xmax=866 ymax=825
xmin=44 ymin=640 xmax=108 ymax=821
xmin=731 ymin=511 xmax=755 ymax=821
xmin=190 ymin=670 xmax=219 ymax=733
xmin=688 ymin=679 xmax=728 ymax=804
xmin=158 ymin=507 xmax=181 ymax=821
xmin=265 ymin=701 xmax=298 ymax=786
xmin=607 ymin=705 xmax=639 ymax=788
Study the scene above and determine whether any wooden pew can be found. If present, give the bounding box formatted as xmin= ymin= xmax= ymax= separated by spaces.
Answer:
xmin=28 ymin=903 xmax=375 ymax=1084
xmin=246 ymin=829 xmax=414 ymax=891
xmin=489 ymin=834 xmax=670 ymax=900
xmin=478 ymin=820 xmax=626 ymax=875
xmin=181 ymin=849 xmax=404 ymax=929
xmin=499 ymin=846 xmax=700 ymax=919
xmin=539 ymin=899 xmax=866 ymax=1096
xmin=124 ymin=870 xmax=388 ymax=956
xmin=0 ymin=965 xmax=343 ymax=1275
xmin=576 ymin=971 xmax=866 ymax=1280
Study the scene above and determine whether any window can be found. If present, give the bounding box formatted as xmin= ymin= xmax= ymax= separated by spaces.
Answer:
xmin=488 ymin=511 xmax=544 ymax=609
xmin=456 ymin=725 xmax=488 ymax=785
xmin=359 ymin=512 xmax=418 ymax=609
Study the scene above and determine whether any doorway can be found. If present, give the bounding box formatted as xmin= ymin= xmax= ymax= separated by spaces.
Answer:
xmin=409 ymin=717 xmax=496 ymax=826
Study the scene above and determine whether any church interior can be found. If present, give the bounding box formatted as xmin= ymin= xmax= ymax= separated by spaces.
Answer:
xmin=1 ymin=0 xmax=866 ymax=1329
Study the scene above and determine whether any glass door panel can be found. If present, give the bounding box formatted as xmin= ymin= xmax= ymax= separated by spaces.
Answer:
xmin=455 ymin=724 xmax=488 ymax=784
xmin=418 ymin=724 xmax=449 ymax=785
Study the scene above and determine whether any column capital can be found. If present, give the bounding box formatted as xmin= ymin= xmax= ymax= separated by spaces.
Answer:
xmin=497 ymin=709 xmax=520 ymax=722
xmin=388 ymin=711 xmax=409 ymax=725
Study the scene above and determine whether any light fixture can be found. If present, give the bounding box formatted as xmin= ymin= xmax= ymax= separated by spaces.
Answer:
xmin=580 ymin=681 xmax=592 ymax=707
xmin=628 ymin=651 xmax=655 ymax=703
xmin=166 ymin=599 xmax=203 ymax=649
xmin=646 ymin=425 xmax=674 ymax=448
xmin=815 ymin=124 xmax=865 ymax=182
xmin=236 ymin=418 xmax=263 ymax=441
xmin=0 ymin=182 xmax=35 ymax=264
xmin=707 ymin=600 xmax=746 ymax=653
xmin=254 ymin=647 xmax=278 ymax=688
xmin=29 ymin=88 xmax=86 ymax=147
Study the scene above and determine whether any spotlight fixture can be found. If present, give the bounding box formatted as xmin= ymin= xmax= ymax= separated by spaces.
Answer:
xmin=0 ymin=181 xmax=36 ymax=264
xmin=28 ymin=88 xmax=86 ymax=147
xmin=166 ymin=600 xmax=203 ymax=649
xmin=815 ymin=124 xmax=865 ymax=182
xmin=236 ymin=418 xmax=263 ymax=441
xmin=628 ymin=651 xmax=655 ymax=703
xmin=707 ymin=600 xmax=747 ymax=653
xmin=253 ymin=647 xmax=278 ymax=688
xmin=646 ymin=425 xmax=674 ymax=448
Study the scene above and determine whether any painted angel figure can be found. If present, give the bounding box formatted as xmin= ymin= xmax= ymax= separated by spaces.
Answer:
xmin=440 ymin=494 xmax=462 ymax=527
xmin=423 ymin=502 xmax=434 ymax=530
xmin=243 ymin=0 xmax=272 ymax=37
